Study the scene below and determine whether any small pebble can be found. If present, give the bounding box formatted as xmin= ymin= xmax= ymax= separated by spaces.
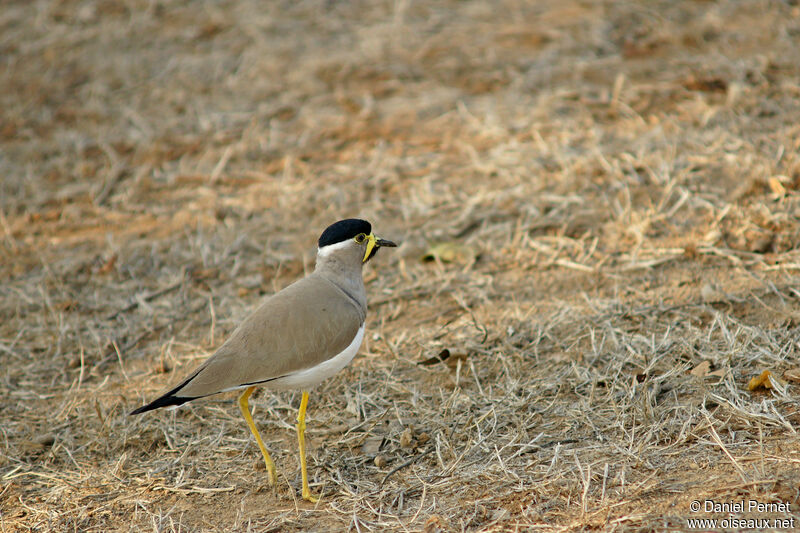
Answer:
xmin=374 ymin=454 xmax=387 ymax=468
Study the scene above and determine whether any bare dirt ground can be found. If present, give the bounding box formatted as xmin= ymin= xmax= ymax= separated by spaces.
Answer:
xmin=3 ymin=0 xmax=800 ymax=531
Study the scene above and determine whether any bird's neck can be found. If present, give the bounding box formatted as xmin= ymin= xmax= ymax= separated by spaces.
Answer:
xmin=314 ymin=254 xmax=367 ymax=313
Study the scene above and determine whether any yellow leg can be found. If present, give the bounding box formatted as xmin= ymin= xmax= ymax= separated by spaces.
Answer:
xmin=296 ymin=390 xmax=318 ymax=503
xmin=238 ymin=386 xmax=277 ymax=486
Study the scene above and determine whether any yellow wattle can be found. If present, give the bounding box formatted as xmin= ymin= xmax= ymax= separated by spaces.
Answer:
xmin=363 ymin=233 xmax=377 ymax=262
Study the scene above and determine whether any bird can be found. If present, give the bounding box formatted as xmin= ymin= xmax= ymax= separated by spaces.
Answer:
xmin=130 ymin=218 xmax=397 ymax=502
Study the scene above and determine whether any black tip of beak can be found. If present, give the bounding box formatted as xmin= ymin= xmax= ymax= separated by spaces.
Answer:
xmin=377 ymin=238 xmax=397 ymax=248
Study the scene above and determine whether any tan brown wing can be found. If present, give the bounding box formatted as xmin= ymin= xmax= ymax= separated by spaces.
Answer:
xmin=131 ymin=274 xmax=364 ymax=412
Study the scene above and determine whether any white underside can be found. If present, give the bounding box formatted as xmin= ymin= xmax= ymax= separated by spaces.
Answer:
xmin=268 ymin=324 xmax=365 ymax=390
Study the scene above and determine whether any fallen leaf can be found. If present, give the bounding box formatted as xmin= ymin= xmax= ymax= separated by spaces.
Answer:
xmin=422 ymin=241 xmax=475 ymax=264
xmin=708 ymin=368 xmax=727 ymax=378
xmin=690 ymin=360 xmax=711 ymax=378
xmin=399 ymin=428 xmax=414 ymax=448
xmin=783 ymin=367 xmax=800 ymax=384
xmin=748 ymin=370 xmax=782 ymax=391
xmin=361 ymin=436 xmax=385 ymax=455
xmin=768 ymin=176 xmax=787 ymax=196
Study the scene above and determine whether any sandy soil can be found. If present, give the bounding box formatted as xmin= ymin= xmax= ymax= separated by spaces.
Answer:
xmin=2 ymin=0 xmax=800 ymax=531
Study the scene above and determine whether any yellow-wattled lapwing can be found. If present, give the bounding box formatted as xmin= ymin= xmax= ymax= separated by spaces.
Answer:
xmin=131 ymin=218 xmax=396 ymax=502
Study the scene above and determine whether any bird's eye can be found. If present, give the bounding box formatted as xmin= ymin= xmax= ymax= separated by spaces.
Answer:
xmin=354 ymin=233 xmax=367 ymax=244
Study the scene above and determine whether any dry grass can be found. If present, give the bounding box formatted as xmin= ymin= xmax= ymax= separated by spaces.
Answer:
xmin=3 ymin=0 xmax=800 ymax=531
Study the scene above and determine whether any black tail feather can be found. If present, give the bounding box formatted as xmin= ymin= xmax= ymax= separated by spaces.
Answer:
xmin=129 ymin=394 xmax=196 ymax=415
xmin=129 ymin=366 xmax=206 ymax=416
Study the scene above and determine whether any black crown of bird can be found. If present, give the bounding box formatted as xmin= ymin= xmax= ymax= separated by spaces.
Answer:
xmin=317 ymin=218 xmax=372 ymax=247
xmin=130 ymin=218 xmax=397 ymax=503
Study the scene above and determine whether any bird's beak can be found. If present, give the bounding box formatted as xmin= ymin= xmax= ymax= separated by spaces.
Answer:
xmin=376 ymin=237 xmax=397 ymax=248
xmin=363 ymin=233 xmax=397 ymax=263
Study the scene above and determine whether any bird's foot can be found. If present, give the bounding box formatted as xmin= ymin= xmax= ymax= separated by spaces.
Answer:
xmin=301 ymin=487 xmax=319 ymax=503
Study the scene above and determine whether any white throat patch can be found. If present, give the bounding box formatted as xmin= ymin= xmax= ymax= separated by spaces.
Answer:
xmin=317 ymin=240 xmax=354 ymax=258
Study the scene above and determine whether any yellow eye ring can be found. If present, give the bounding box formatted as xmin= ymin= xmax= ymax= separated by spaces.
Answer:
xmin=354 ymin=233 xmax=367 ymax=244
